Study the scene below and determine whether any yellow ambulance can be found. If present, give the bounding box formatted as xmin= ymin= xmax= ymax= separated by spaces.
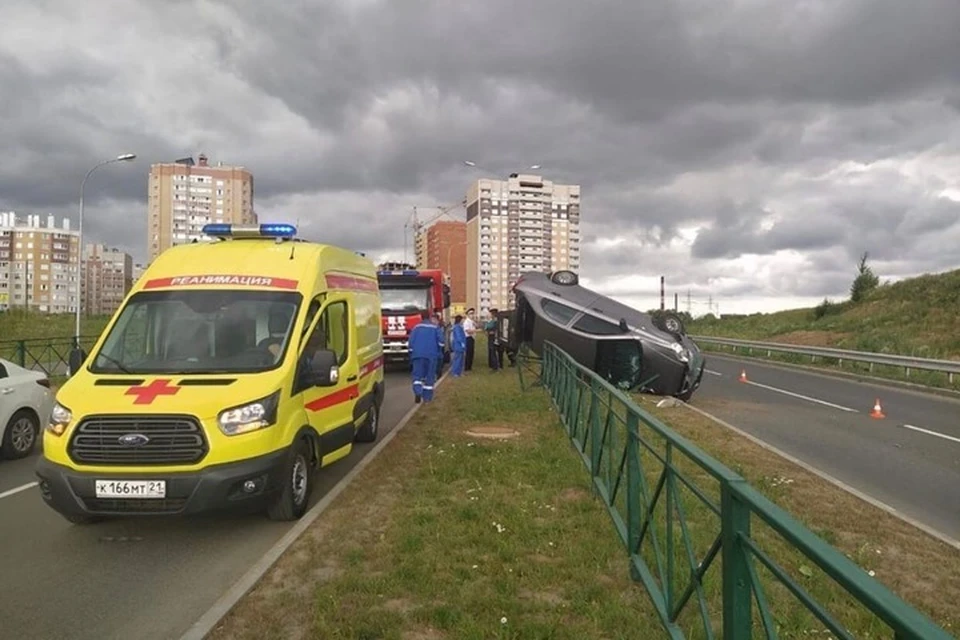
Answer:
xmin=35 ymin=223 xmax=385 ymax=524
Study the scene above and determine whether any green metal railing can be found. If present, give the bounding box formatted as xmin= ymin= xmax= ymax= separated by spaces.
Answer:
xmin=535 ymin=340 xmax=952 ymax=640
xmin=0 ymin=335 xmax=100 ymax=376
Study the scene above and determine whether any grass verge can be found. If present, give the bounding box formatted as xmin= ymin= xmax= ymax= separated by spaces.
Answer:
xmin=640 ymin=394 xmax=960 ymax=636
xmin=207 ymin=365 xmax=660 ymax=639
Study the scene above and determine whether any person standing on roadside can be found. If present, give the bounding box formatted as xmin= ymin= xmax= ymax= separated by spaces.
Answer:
xmin=484 ymin=308 xmax=501 ymax=371
xmin=409 ymin=311 xmax=441 ymax=403
xmin=432 ymin=312 xmax=446 ymax=378
xmin=450 ymin=314 xmax=467 ymax=377
xmin=463 ymin=308 xmax=477 ymax=371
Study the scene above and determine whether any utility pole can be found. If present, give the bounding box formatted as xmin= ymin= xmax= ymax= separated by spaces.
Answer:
xmin=674 ymin=292 xmax=678 ymax=312
xmin=686 ymin=290 xmax=692 ymax=315
xmin=708 ymin=294 xmax=713 ymax=316
xmin=660 ymin=276 xmax=665 ymax=311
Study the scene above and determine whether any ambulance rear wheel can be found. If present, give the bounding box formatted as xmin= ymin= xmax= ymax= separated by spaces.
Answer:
xmin=267 ymin=437 xmax=313 ymax=521
xmin=355 ymin=400 xmax=379 ymax=443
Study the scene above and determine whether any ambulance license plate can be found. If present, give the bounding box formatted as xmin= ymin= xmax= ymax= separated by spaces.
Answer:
xmin=95 ymin=480 xmax=166 ymax=499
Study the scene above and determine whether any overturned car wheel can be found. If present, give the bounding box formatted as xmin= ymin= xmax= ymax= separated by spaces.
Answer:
xmin=653 ymin=311 xmax=685 ymax=336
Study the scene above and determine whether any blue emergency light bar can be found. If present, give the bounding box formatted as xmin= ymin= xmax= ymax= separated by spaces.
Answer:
xmin=201 ymin=223 xmax=298 ymax=239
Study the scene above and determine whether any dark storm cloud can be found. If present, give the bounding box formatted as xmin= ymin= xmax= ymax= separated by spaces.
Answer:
xmin=1 ymin=0 xmax=959 ymax=312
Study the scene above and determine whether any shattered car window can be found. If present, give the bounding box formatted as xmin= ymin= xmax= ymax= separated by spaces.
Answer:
xmin=596 ymin=340 xmax=643 ymax=390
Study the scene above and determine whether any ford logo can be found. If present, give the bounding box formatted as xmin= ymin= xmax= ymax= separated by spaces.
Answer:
xmin=118 ymin=433 xmax=150 ymax=447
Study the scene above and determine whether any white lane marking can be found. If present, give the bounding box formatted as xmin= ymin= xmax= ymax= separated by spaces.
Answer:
xmin=705 ymin=369 xmax=723 ymax=376
xmin=0 ymin=481 xmax=38 ymax=500
xmin=901 ymin=424 xmax=960 ymax=445
xmin=744 ymin=380 xmax=860 ymax=413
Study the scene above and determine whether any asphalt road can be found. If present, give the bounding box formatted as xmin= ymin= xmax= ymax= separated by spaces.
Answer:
xmin=691 ymin=354 xmax=960 ymax=541
xmin=0 ymin=370 xmax=416 ymax=640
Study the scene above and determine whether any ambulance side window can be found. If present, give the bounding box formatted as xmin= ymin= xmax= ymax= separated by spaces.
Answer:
xmin=322 ymin=301 xmax=349 ymax=366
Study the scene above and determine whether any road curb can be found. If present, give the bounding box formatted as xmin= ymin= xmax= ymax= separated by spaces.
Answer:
xmin=179 ymin=371 xmax=449 ymax=640
xmin=680 ymin=401 xmax=960 ymax=552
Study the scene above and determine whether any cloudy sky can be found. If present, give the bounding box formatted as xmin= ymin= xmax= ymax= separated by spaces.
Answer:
xmin=3 ymin=0 xmax=959 ymax=315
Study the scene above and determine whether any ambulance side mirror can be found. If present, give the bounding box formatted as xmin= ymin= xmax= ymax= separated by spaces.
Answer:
xmin=301 ymin=349 xmax=339 ymax=387
xmin=68 ymin=347 xmax=87 ymax=378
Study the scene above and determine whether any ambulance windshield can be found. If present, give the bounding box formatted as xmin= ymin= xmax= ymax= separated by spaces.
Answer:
xmin=380 ymin=286 xmax=431 ymax=314
xmin=89 ymin=289 xmax=302 ymax=374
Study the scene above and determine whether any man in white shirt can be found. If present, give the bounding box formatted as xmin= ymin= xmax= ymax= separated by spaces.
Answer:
xmin=463 ymin=308 xmax=477 ymax=371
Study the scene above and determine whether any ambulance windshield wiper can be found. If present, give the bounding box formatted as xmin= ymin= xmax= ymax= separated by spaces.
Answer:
xmin=96 ymin=353 xmax=133 ymax=374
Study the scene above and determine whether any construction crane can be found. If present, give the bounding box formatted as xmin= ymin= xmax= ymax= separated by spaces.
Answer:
xmin=403 ymin=198 xmax=466 ymax=264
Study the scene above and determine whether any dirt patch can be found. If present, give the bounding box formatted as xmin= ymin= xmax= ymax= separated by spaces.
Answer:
xmin=559 ymin=487 xmax=589 ymax=502
xmin=402 ymin=629 xmax=447 ymax=640
xmin=464 ymin=424 xmax=521 ymax=439
xmin=519 ymin=588 xmax=569 ymax=606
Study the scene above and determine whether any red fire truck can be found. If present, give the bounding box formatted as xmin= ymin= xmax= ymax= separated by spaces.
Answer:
xmin=376 ymin=262 xmax=451 ymax=367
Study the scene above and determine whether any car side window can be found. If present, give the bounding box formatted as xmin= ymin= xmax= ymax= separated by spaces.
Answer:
xmin=0 ymin=363 xmax=7 ymax=379
xmin=541 ymin=299 xmax=578 ymax=325
xmin=572 ymin=313 xmax=622 ymax=335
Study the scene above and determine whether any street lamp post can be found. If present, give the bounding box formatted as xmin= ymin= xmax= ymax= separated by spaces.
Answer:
xmin=69 ymin=153 xmax=137 ymax=375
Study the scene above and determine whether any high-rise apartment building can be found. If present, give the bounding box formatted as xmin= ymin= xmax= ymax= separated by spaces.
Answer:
xmin=82 ymin=243 xmax=133 ymax=316
xmin=415 ymin=220 xmax=467 ymax=308
xmin=147 ymin=153 xmax=256 ymax=263
xmin=465 ymin=173 xmax=580 ymax=315
xmin=0 ymin=212 xmax=81 ymax=313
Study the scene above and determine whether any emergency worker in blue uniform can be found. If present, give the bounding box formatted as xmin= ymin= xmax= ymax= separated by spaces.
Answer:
xmin=409 ymin=311 xmax=441 ymax=403
xmin=450 ymin=315 xmax=467 ymax=377
xmin=433 ymin=313 xmax=446 ymax=378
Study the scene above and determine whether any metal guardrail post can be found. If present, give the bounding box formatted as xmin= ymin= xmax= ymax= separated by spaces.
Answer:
xmin=15 ymin=340 xmax=25 ymax=367
xmin=721 ymin=480 xmax=753 ymax=639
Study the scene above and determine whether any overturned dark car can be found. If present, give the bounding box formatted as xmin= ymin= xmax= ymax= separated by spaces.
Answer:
xmin=506 ymin=270 xmax=706 ymax=401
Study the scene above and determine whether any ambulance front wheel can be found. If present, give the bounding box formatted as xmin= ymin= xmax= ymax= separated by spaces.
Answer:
xmin=266 ymin=437 xmax=313 ymax=521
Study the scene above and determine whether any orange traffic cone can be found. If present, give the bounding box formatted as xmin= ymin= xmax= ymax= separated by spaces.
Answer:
xmin=870 ymin=398 xmax=885 ymax=419
xmin=739 ymin=369 xmax=748 ymax=383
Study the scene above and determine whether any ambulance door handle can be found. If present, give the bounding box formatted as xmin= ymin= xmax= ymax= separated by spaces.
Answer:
xmin=346 ymin=374 xmax=357 ymax=382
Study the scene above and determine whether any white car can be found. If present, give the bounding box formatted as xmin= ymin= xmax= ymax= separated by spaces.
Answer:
xmin=0 ymin=358 xmax=54 ymax=460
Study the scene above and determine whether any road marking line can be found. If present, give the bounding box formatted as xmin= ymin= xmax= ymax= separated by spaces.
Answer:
xmin=705 ymin=369 xmax=723 ymax=376
xmin=744 ymin=380 xmax=859 ymax=413
xmin=901 ymin=424 xmax=960 ymax=445
xmin=0 ymin=481 xmax=38 ymax=500
xmin=681 ymin=402 xmax=960 ymax=552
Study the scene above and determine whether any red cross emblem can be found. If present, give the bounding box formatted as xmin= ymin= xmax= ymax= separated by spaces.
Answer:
xmin=125 ymin=379 xmax=181 ymax=405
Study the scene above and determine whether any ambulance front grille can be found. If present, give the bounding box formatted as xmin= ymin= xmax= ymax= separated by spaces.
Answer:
xmin=67 ymin=415 xmax=208 ymax=466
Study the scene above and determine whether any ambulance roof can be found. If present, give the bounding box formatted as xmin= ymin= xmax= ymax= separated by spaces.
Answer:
xmin=134 ymin=237 xmax=375 ymax=294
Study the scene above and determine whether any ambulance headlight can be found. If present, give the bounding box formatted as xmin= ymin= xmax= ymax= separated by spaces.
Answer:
xmin=47 ymin=402 xmax=73 ymax=436
xmin=217 ymin=391 xmax=280 ymax=436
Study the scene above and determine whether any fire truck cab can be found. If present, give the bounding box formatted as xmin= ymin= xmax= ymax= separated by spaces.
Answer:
xmin=376 ymin=262 xmax=451 ymax=367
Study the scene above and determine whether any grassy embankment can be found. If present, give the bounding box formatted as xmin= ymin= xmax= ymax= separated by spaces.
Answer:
xmin=687 ymin=268 xmax=960 ymax=392
xmin=208 ymin=341 xmax=959 ymax=639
